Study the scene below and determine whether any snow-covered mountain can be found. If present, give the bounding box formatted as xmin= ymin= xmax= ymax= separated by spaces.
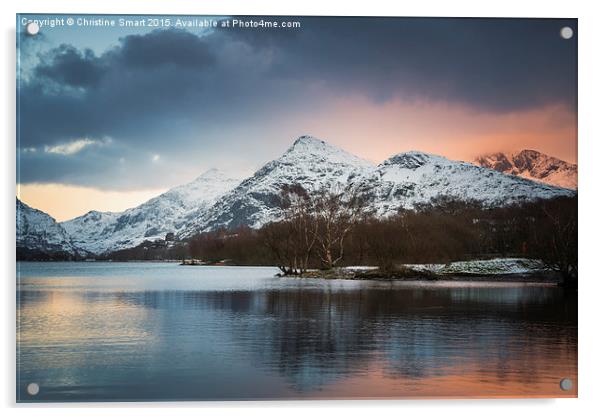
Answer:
xmin=16 ymin=198 xmax=81 ymax=259
xmin=62 ymin=169 xmax=240 ymax=254
xmin=353 ymin=151 xmax=574 ymax=216
xmin=180 ymin=136 xmax=374 ymax=236
xmin=17 ymin=136 xmax=577 ymax=257
xmin=180 ymin=137 xmax=575 ymax=236
xmin=474 ymin=150 xmax=577 ymax=190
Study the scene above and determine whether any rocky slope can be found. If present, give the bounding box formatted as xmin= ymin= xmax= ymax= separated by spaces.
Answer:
xmin=16 ymin=198 xmax=81 ymax=259
xmin=474 ymin=149 xmax=577 ymax=189
xmin=62 ymin=169 xmax=240 ymax=254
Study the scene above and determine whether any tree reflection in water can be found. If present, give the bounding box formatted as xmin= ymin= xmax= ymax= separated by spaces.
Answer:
xmin=18 ymin=284 xmax=577 ymax=400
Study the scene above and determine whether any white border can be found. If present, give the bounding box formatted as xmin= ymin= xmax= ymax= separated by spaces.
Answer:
xmin=3 ymin=1 xmax=602 ymax=415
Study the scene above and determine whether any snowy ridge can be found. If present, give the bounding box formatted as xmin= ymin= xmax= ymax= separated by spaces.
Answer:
xmin=16 ymin=198 xmax=81 ymax=257
xmin=474 ymin=150 xmax=577 ymax=190
xmin=352 ymin=150 xmax=574 ymax=217
xmin=180 ymin=136 xmax=375 ymax=236
xmin=62 ymin=169 xmax=240 ymax=254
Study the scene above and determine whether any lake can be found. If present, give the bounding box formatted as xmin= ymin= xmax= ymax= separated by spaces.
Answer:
xmin=16 ymin=262 xmax=577 ymax=401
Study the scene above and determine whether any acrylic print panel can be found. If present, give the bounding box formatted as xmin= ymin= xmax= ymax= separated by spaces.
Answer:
xmin=16 ymin=14 xmax=577 ymax=402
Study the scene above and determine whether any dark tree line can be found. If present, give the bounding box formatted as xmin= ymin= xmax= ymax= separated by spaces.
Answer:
xmin=185 ymin=190 xmax=577 ymax=285
xmin=525 ymin=197 xmax=578 ymax=285
xmin=104 ymin=240 xmax=188 ymax=262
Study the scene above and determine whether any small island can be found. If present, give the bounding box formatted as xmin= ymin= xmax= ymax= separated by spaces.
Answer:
xmin=286 ymin=258 xmax=561 ymax=284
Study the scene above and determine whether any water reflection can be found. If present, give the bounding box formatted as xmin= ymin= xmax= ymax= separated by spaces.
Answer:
xmin=17 ymin=265 xmax=577 ymax=401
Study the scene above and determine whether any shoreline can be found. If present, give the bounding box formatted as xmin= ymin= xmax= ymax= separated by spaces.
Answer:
xmin=16 ymin=259 xmax=567 ymax=285
xmin=282 ymin=268 xmax=562 ymax=284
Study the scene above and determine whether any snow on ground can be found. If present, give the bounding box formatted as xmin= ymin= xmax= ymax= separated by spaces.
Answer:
xmin=344 ymin=266 xmax=379 ymax=271
xmin=407 ymin=258 xmax=547 ymax=275
xmin=345 ymin=258 xmax=546 ymax=275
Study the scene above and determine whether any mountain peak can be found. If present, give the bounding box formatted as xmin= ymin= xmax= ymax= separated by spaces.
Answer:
xmin=516 ymin=149 xmax=542 ymax=157
xmin=194 ymin=168 xmax=230 ymax=181
xmin=282 ymin=135 xmax=374 ymax=168
xmin=383 ymin=151 xmax=444 ymax=169
xmin=287 ymin=135 xmax=334 ymax=154
xmin=82 ymin=209 xmax=114 ymax=219
xmin=293 ymin=135 xmax=323 ymax=146
xmin=474 ymin=149 xmax=577 ymax=190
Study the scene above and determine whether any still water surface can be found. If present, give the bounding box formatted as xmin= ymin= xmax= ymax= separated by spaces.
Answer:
xmin=17 ymin=262 xmax=577 ymax=401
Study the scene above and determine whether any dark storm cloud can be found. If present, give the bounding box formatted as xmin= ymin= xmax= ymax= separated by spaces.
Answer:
xmin=17 ymin=17 xmax=576 ymax=188
xmin=35 ymin=45 xmax=106 ymax=87
xmin=114 ymin=29 xmax=216 ymax=69
xmin=226 ymin=17 xmax=577 ymax=111
xmin=19 ymin=28 xmax=220 ymax=149
xmin=18 ymin=146 xmax=112 ymax=184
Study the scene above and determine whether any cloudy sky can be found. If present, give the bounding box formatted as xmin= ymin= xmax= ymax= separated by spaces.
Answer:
xmin=17 ymin=15 xmax=577 ymax=221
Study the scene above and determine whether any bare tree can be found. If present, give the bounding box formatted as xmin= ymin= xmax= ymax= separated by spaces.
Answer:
xmin=260 ymin=221 xmax=297 ymax=275
xmin=281 ymin=185 xmax=319 ymax=274
xmin=313 ymin=187 xmax=364 ymax=269
xmin=261 ymin=184 xmax=318 ymax=275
